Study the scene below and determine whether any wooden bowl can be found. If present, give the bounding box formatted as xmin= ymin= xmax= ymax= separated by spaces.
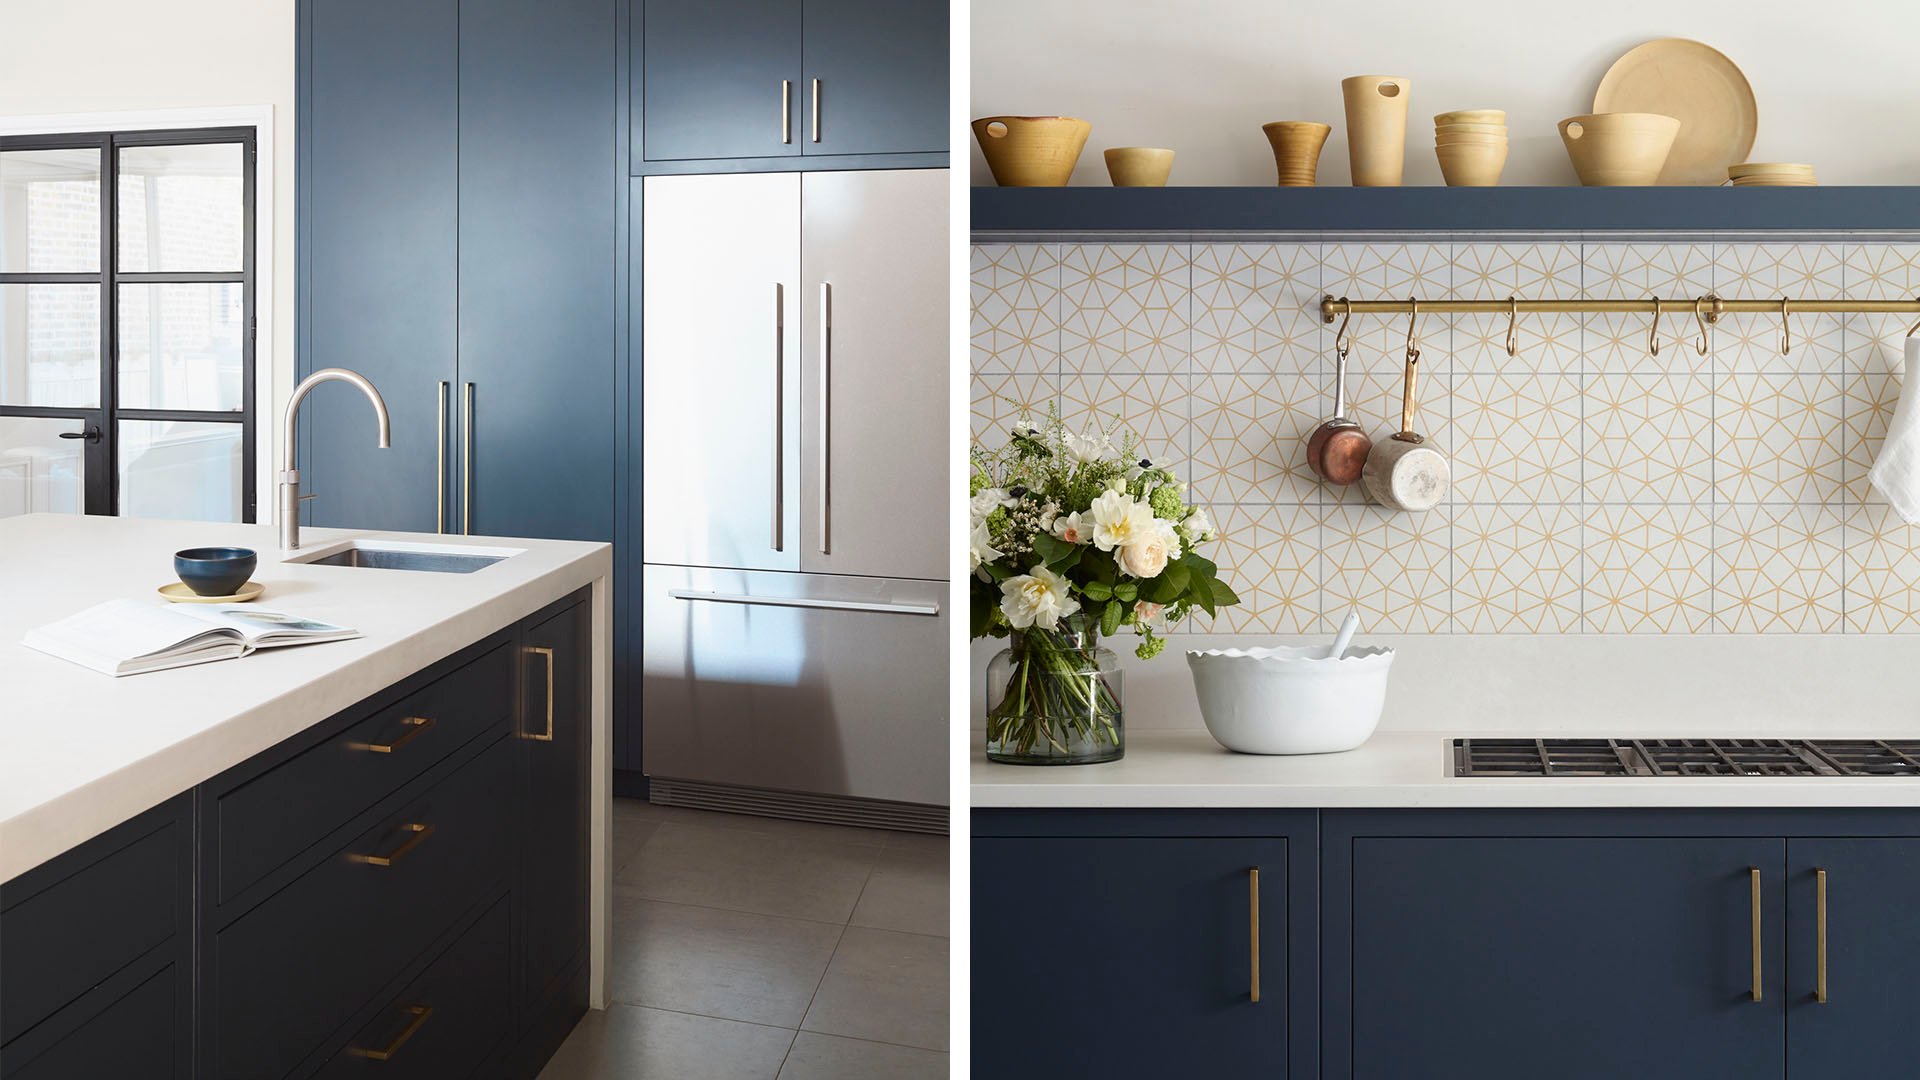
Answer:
xmin=1435 ymin=132 xmax=1509 ymax=145
xmin=1262 ymin=121 xmax=1332 ymax=187
xmin=1434 ymin=109 xmax=1505 ymax=125
xmin=1559 ymin=112 xmax=1681 ymax=186
xmin=972 ymin=116 xmax=1091 ymax=187
xmin=1104 ymin=147 xmax=1175 ymax=187
xmin=1436 ymin=141 xmax=1508 ymax=186
xmin=1434 ymin=121 xmax=1508 ymax=135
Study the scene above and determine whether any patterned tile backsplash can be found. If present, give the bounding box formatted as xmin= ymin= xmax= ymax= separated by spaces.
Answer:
xmin=969 ymin=235 xmax=1920 ymax=635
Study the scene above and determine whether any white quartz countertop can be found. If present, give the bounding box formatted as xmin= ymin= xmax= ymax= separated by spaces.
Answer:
xmin=972 ymin=730 xmax=1920 ymax=809
xmin=0 ymin=513 xmax=611 ymax=883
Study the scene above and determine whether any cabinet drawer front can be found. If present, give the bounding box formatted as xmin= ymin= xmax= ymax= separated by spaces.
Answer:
xmin=2 ymin=965 xmax=179 ymax=1080
xmin=211 ymin=735 xmax=513 ymax=1080
xmin=0 ymin=810 xmax=181 ymax=1045
xmin=215 ymin=642 xmax=511 ymax=903
xmin=317 ymin=896 xmax=511 ymax=1079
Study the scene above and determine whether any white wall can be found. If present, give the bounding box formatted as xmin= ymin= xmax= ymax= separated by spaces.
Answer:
xmin=969 ymin=0 xmax=1920 ymax=187
xmin=0 ymin=0 xmax=294 ymax=517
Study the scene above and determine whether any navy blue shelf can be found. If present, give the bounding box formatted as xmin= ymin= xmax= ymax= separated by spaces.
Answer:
xmin=970 ymin=186 xmax=1920 ymax=233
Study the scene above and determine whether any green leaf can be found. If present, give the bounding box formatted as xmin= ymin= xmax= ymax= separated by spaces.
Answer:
xmin=1031 ymin=533 xmax=1068 ymax=565
xmin=1190 ymin=574 xmax=1217 ymax=618
xmin=1081 ymin=547 xmax=1118 ymax=585
xmin=1149 ymin=561 xmax=1190 ymax=602
xmin=1180 ymin=550 xmax=1218 ymax=578
xmin=970 ymin=587 xmax=998 ymax=638
xmin=1048 ymin=544 xmax=1084 ymax=573
xmin=1114 ymin=581 xmax=1137 ymax=602
xmin=1083 ymin=580 xmax=1113 ymax=601
xmin=1207 ymin=577 xmax=1242 ymax=607
xmin=1099 ymin=596 xmax=1124 ymax=636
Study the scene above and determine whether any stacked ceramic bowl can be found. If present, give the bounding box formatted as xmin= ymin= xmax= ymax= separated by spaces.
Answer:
xmin=1433 ymin=109 xmax=1507 ymax=186
xmin=1728 ymin=162 xmax=1817 ymax=186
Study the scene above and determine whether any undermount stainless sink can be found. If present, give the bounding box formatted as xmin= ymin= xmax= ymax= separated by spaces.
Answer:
xmin=286 ymin=540 xmax=524 ymax=574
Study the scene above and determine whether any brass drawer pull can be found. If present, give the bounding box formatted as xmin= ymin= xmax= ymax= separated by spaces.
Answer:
xmin=350 ymin=1003 xmax=433 ymax=1061
xmin=523 ymin=645 xmax=555 ymax=742
xmin=1749 ymin=866 xmax=1763 ymax=1002
xmin=1816 ymin=868 xmax=1829 ymax=1003
xmin=1248 ymin=866 xmax=1261 ymax=1004
xmin=350 ymin=715 xmax=434 ymax=754
xmin=350 ymin=823 xmax=434 ymax=868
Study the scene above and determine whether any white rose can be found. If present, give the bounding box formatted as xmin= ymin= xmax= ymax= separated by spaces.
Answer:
xmin=969 ymin=486 xmax=1012 ymax=523
xmin=968 ymin=520 xmax=1003 ymax=575
xmin=1051 ymin=510 xmax=1092 ymax=545
xmin=999 ymin=565 xmax=1081 ymax=630
xmin=1089 ymin=490 xmax=1154 ymax=552
xmin=1181 ymin=507 xmax=1214 ymax=543
xmin=1115 ymin=518 xmax=1180 ymax=579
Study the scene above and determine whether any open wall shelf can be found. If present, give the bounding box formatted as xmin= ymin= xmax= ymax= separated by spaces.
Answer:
xmin=970 ymin=186 xmax=1920 ymax=234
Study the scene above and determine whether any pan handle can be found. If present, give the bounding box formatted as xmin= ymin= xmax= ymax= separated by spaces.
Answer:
xmin=1398 ymin=348 xmax=1420 ymax=439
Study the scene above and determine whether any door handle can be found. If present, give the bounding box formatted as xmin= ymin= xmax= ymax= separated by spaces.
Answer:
xmin=57 ymin=425 xmax=101 ymax=443
xmin=1815 ymin=868 xmax=1829 ymax=1003
xmin=461 ymin=381 xmax=474 ymax=535
xmin=772 ymin=282 xmax=785 ymax=552
xmin=669 ymin=589 xmax=938 ymax=617
xmin=810 ymin=78 xmax=821 ymax=143
xmin=818 ymin=282 xmax=831 ymax=555
xmin=1749 ymin=866 xmax=1762 ymax=1002
xmin=349 ymin=1004 xmax=433 ymax=1061
xmin=781 ymin=79 xmax=792 ymax=145
xmin=350 ymin=715 xmax=434 ymax=754
xmin=350 ymin=822 xmax=434 ymax=868
xmin=436 ymin=380 xmax=448 ymax=533
xmin=1248 ymin=867 xmax=1261 ymax=1003
xmin=522 ymin=645 xmax=555 ymax=742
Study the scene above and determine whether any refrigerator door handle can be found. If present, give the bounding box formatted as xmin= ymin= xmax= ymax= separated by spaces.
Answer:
xmin=818 ymin=281 xmax=831 ymax=556
xmin=668 ymin=588 xmax=938 ymax=617
xmin=772 ymin=282 xmax=785 ymax=552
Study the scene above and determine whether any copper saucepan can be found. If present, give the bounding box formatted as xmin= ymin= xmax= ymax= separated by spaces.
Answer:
xmin=1306 ymin=300 xmax=1372 ymax=484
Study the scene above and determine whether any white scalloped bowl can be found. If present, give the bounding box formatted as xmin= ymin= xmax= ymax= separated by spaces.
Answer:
xmin=1186 ymin=644 xmax=1396 ymax=755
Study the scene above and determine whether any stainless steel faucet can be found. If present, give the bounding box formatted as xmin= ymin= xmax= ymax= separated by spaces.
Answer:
xmin=281 ymin=368 xmax=391 ymax=551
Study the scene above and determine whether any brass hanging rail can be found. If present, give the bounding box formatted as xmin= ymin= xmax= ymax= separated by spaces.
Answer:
xmin=1320 ymin=294 xmax=1920 ymax=323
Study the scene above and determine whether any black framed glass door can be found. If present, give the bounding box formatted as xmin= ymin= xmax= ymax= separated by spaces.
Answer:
xmin=0 ymin=126 xmax=256 ymax=522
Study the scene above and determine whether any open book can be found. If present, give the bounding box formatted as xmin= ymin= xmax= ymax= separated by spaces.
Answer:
xmin=24 ymin=598 xmax=361 ymax=677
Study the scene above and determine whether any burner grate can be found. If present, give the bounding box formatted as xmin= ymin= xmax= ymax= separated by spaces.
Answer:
xmin=1454 ymin=738 xmax=1920 ymax=778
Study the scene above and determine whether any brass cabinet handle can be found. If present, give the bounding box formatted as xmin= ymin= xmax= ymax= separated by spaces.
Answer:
xmin=351 ymin=822 xmax=434 ymax=868
xmin=1749 ymin=866 xmax=1763 ymax=1002
xmin=1248 ymin=867 xmax=1261 ymax=1004
xmin=435 ymin=381 xmax=448 ymax=533
xmin=350 ymin=715 xmax=435 ymax=754
xmin=1816 ymin=868 xmax=1829 ymax=1003
xmin=772 ymin=282 xmax=784 ymax=552
xmin=523 ymin=645 xmax=555 ymax=742
xmin=462 ymin=381 xmax=474 ymax=535
xmin=781 ymin=79 xmax=792 ymax=145
xmin=349 ymin=1004 xmax=433 ymax=1061
xmin=810 ymin=78 xmax=820 ymax=143
xmin=818 ymin=282 xmax=831 ymax=555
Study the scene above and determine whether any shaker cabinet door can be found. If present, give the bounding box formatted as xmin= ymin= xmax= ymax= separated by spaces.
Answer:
xmin=642 ymin=174 xmax=801 ymax=572
xmin=303 ymin=0 xmax=458 ymax=533
xmin=519 ymin=599 xmax=593 ymax=1013
xmin=801 ymin=0 xmax=948 ymax=155
xmin=1786 ymin=839 xmax=1920 ymax=1076
xmin=799 ymin=169 xmax=947 ymax=580
xmin=640 ymin=0 xmax=802 ymax=162
xmin=971 ymin=836 xmax=1291 ymax=1078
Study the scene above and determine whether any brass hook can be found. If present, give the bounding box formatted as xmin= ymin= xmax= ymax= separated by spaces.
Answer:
xmin=1692 ymin=297 xmax=1710 ymax=356
xmin=1334 ymin=297 xmax=1353 ymax=357
xmin=1506 ymin=295 xmax=1520 ymax=357
xmin=1779 ymin=297 xmax=1792 ymax=355
xmin=1404 ymin=297 xmax=1421 ymax=360
xmin=1647 ymin=295 xmax=1662 ymax=356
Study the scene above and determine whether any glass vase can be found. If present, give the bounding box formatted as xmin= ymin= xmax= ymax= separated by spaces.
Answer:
xmin=984 ymin=615 xmax=1124 ymax=765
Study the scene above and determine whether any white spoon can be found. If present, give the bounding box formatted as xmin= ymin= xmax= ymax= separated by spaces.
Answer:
xmin=1328 ymin=610 xmax=1360 ymax=660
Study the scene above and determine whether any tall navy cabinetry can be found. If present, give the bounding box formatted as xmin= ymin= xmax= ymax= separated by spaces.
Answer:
xmin=299 ymin=0 xmax=616 ymax=544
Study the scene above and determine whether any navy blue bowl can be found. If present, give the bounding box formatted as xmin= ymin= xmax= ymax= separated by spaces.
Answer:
xmin=174 ymin=547 xmax=257 ymax=597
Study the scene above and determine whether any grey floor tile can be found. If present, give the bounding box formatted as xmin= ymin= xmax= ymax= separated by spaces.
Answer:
xmin=880 ymin=831 xmax=948 ymax=859
xmin=801 ymin=927 xmax=949 ymax=1051
xmin=609 ymin=896 xmax=843 ymax=1028
xmin=613 ymin=798 xmax=891 ymax=849
xmin=612 ymin=818 xmax=658 ymax=876
xmin=777 ymin=1032 xmax=949 ymax=1080
xmin=850 ymin=850 xmax=948 ymax=938
xmin=537 ymin=1004 xmax=794 ymax=1080
xmin=616 ymin=822 xmax=880 ymax=923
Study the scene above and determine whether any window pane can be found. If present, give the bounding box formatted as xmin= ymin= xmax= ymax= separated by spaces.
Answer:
xmin=0 ymin=417 xmax=86 ymax=517
xmin=0 ymin=283 xmax=100 ymax=407
xmin=117 ymin=143 xmax=243 ymax=272
xmin=118 ymin=419 xmax=241 ymax=522
xmin=117 ymin=283 xmax=243 ymax=410
xmin=0 ymin=148 xmax=101 ymax=273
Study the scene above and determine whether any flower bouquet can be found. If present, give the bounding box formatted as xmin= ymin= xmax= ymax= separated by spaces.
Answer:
xmin=970 ymin=408 xmax=1240 ymax=765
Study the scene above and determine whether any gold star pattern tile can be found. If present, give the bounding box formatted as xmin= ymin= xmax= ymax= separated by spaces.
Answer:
xmin=970 ymin=243 xmax=1059 ymax=375
xmin=1453 ymin=242 xmax=1583 ymax=375
xmin=1188 ymin=369 xmax=1324 ymax=505
xmin=1058 ymin=370 xmax=1189 ymax=473
xmin=1582 ymin=504 xmax=1714 ymax=633
xmin=1715 ymin=244 xmax=1846 ymax=374
xmin=1322 ymin=242 xmax=1450 ymax=372
xmin=1584 ymin=371 xmax=1715 ymax=504
xmin=1584 ymin=242 xmax=1716 ymax=373
xmin=1714 ymin=370 xmax=1846 ymax=504
xmin=1190 ymin=243 xmax=1322 ymax=374
xmin=1189 ymin=502 xmax=1323 ymax=635
xmin=1059 ymin=243 xmax=1190 ymax=374
xmin=970 ymin=370 xmax=1057 ymax=447
xmin=1322 ymin=503 xmax=1450 ymax=633
xmin=1846 ymin=503 xmax=1920 ymax=633
xmin=1448 ymin=370 xmax=1580 ymax=504
xmin=1452 ymin=504 xmax=1582 ymax=632
xmin=1714 ymin=504 xmax=1844 ymax=633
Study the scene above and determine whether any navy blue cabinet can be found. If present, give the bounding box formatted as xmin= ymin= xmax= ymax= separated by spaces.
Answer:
xmin=1785 ymin=839 xmax=1920 ymax=1076
xmin=518 ymin=598 xmax=593 ymax=1021
xmin=973 ymin=812 xmax=1317 ymax=1079
xmin=802 ymin=0 xmax=947 ymax=156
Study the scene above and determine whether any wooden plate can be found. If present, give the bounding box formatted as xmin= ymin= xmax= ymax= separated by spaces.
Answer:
xmin=158 ymin=581 xmax=264 ymax=604
xmin=1594 ymin=38 xmax=1756 ymax=185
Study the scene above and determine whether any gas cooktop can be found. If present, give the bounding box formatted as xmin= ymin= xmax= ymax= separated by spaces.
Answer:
xmin=1453 ymin=738 xmax=1920 ymax=778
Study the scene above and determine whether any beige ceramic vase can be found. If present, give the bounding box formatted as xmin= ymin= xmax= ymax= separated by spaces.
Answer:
xmin=1261 ymin=122 xmax=1332 ymax=186
xmin=1103 ymin=147 xmax=1175 ymax=187
xmin=1341 ymin=76 xmax=1411 ymax=186
xmin=972 ymin=116 xmax=1092 ymax=187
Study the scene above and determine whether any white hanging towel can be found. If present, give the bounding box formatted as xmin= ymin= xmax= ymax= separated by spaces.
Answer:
xmin=1869 ymin=337 xmax=1920 ymax=522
